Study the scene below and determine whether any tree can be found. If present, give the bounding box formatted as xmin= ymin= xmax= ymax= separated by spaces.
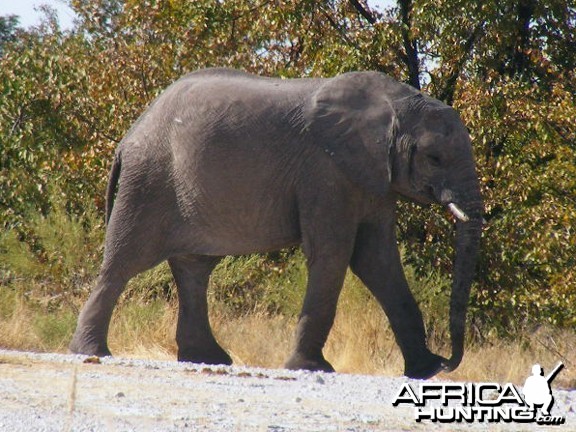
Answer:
xmin=1 ymin=0 xmax=574 ymax=329
xmin=0 ymin=15 xmax=19 ymax=57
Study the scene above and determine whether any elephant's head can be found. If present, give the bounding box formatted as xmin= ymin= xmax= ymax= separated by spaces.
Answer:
xmin=389 ymin=90 xmax=484 ymax=371
xmin=306 ymin=71 xmax=483 ymax=371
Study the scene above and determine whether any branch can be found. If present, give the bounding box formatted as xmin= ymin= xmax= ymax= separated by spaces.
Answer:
xmin=320 ymin=6 xmax=360 ymax=51
xmin=438 ymin=22 xmax=485 ymax=105
xmin=348 ymin=0 xmax=377 ymax=24
xmin=72 ymin=110 xmax=121 ymax=144
xmin=398 ymin=0 xmax=420 ymax=90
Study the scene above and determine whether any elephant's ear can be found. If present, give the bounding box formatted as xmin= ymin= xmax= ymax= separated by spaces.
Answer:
xmin=304 ymin=72 xmax=401 ymax=197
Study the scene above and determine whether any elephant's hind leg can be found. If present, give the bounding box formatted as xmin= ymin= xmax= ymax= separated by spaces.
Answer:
xmin=168 ymin=254 xmax=232 ymax=365
xmin=70 ymin=246 xmax=166 ymax=357
xmin=284 ymin=250 xmax=351 ymax=372
xmin=285 ymin=219 xmax=355 ymax=372
xmin=70 ymin=215 xmax=171 ymax=357
xmin=69 ymin=269 xmax=127 ymax=357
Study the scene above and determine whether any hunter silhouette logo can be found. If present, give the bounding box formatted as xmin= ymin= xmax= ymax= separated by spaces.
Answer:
xmin=522 ymin=362 xmax=564 ymax=420
xmin=392 ymin=361 xmax=566 ymax=425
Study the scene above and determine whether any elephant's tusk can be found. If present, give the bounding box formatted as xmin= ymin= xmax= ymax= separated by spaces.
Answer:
xmin=448 ymin=203 xmax=470 ymax=222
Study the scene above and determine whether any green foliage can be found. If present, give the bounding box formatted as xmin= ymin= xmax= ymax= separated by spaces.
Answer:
xmin=404 ymin=255 xmax=452 ymax=339
xmin=0 ymin=1 xmax=574 ymax=335
xmin=210 ymin=250 xmax=308 ymax=317
xmin=122 ymin=262 xmax=176 ymax=303
xmin=0 ymin=284 xmax=17 ymax=318
xmin=0 ymin=186 xmax=104 ymax=305
xmin=32 ymin=307 xmax=77 ymax=350
xmin=0 ymin=285 xmax=78 ymax=351
xmin=456 ymin=76 xmax=576 ymax=330
xmin=114 ymin=298 xmax=167 ymax=334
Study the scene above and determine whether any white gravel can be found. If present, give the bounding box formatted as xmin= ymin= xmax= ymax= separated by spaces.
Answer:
xmin=0 ymin=349 xmax=574 ymax=431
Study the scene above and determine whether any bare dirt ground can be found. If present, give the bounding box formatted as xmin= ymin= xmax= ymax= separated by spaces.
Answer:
xmin=0 ymin=349 xmax=574 ymax=431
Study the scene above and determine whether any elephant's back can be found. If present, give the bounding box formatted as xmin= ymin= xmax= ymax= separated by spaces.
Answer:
xmin=122 ymin=68 xmax=321 ymax=146
xmin=175 ymin=67 xmax=324 ymax=93
xmin=164 ymin=68 xmax=323 ymax=113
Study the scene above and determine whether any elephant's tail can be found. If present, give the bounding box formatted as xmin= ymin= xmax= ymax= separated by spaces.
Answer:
xmin=105 ymin=152 xmax=122 ymax=225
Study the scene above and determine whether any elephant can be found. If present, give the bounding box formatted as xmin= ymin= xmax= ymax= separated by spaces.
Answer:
xmin=69 ymin=68 xmax=483 ymax=379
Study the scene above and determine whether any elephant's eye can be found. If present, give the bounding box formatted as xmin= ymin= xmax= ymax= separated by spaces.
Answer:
xmin=427 ymin=154 xmax=442 ymax=167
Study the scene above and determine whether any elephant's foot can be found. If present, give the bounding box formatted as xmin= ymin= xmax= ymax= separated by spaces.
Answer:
xmin=284 ymin=352 xmax=335 ymax=372
xmin=178 ymin=345 xmax=233 ymax=366
xmin=69 ymin=331 xmax=112 ymax=358
xmin=404 ymin=352 xmax=449 ymax=379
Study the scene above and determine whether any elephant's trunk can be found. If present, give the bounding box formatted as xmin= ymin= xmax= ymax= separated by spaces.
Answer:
xmin=445 ymin=192 xmax=483 ymax=371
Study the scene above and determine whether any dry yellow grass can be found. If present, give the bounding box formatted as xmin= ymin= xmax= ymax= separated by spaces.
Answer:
xmin=106 ymin=298 xmax=576 ymax=389
xmin=107 ymin=289 xmax=576 ymax=388
xmin=1 ymin=285 xmax=574 ymax=389
xmin=0 ymin=294 xmax=43 ymax=351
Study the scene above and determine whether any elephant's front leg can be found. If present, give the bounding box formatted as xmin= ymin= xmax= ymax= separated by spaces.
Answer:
xmin=168 ymin=255 xmax=232 ymax=365
xmin=350 ymin=221 xmax=447 ymax=379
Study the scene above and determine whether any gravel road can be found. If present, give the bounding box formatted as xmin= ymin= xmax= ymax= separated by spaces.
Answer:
xmin=0 ymin=349 xmax=574 ymax=431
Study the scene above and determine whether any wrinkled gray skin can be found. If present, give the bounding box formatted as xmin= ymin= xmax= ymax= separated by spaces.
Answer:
xmin=70 ymin=68 xmax=483 ymax=379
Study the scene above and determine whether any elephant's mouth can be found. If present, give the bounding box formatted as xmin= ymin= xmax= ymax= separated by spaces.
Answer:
xmin=396 ymin=183 xmax=437 ymax=206
xmin=396 ymin=185 xmax=472 ymax=224
xmin=430 ymin=187 xmax=471 ymax=222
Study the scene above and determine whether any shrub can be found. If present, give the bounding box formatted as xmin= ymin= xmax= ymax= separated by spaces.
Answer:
xmin=0 ymin=186 xmax=103 ymax=307
xmin=210 ymin=249 xmax=307 ymax=317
